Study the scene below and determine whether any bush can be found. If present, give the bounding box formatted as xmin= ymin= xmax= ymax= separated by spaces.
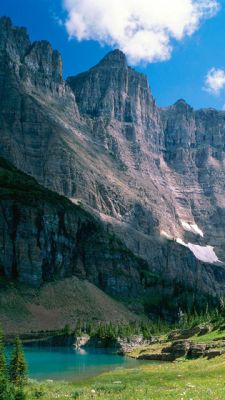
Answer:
xmin=72 ymin=389 xmax=85 ymax=399
xmin=34 ymin=387 xmax=44 ymax=398
xmin=15 ymin=388 xmax=26 ymax=400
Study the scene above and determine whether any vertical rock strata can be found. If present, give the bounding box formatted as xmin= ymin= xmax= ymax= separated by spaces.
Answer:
xmin=1 ymin=17 xmax=225 ymax=312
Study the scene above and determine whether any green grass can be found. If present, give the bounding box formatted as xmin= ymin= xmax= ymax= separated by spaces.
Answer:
xmin=25 ymin=356 xmax=225 ymax=399
xmin=190 ymin=329 xmax=225 ymax=343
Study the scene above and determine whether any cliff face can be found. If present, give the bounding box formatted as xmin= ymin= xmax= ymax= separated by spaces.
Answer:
xmin=160 ymin=102 xmax=225 ymax=263
xmin=1 ymin=17 xmax=225 ymax=316
xmin=1 ymin=156 xmax=224 ymax=318
xmin=0 ymin=157 xmax=147 ymax=298
xmin=68 ymin=48 xmax=164 ymax=160
xmin=0 ymin=16 xmax=79 ymax=182
xmin=67 ymin=50 xmax=161 ymax=141
xmin=0 ymin=16 xmax=64 ymax=93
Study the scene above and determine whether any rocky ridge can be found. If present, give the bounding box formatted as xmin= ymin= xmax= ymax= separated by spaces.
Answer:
xmin=1 ymin=17 xmax=225 ymax=316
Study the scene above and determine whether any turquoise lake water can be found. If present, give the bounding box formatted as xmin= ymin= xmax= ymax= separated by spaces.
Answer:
xmin=8 ymin=346 xmax=140 ymax=381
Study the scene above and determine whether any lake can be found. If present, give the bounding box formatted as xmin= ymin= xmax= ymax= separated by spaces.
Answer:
xmin=10 ymin=346 xmax=140 ymax=381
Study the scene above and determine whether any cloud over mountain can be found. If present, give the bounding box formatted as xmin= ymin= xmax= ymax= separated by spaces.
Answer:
xmin=63 ymin=0 xmax=220 ymax=65
xmin=204 ymin=67 xmax=225 ymax=95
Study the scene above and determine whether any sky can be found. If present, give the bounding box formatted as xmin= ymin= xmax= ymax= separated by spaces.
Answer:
xmin=1 ymin=0 xmax=225 ymax=110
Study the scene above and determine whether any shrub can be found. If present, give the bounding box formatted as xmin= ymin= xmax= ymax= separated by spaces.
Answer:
xmin=15 ymin=388 xmax=26 ymax=400
xmin=34 ymin=387 xmax=44 ymax=398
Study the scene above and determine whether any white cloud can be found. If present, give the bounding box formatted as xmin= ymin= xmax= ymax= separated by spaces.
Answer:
xmin=63 ymin=0 xmax=220 ymax=65
xmin=204 ymin=67 xmax=225 ymax=95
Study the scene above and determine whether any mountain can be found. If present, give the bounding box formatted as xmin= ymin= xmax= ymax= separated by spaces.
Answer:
xmin=1 ymin=17 xmax=225 ymax=327
xmin=0 ymin=156 xmax=152 ymax=293
xmin=0 ymin=156 xmax=147 ymax=333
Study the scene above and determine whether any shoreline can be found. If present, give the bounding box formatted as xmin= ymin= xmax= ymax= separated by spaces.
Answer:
xmin=6 ymin=320 xmax=225 ymax=362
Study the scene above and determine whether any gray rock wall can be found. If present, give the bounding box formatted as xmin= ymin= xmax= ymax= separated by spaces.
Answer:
xmin=1 ymin=17 xmax=225 ymax=311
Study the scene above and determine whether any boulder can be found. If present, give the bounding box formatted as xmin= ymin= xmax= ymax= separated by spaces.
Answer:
xmin=197 ymin=324 xmax=213 ymax=336
xmin=206 ymin=349 xmax=225 ymax=359
xmin=169 ymin=340 xmax=191 ymax=357
xmin=187 ymin=343 xmax=207 ymax=358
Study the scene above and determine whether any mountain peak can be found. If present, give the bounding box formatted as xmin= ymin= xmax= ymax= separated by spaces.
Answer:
xmin=0 ymin=15 xmax=28 ymax=36
xmin=0 ymin=16 xmax=12 ymax=27
xmin=174 ymin=98 xmax=193 ymax=111
xmin=0 ymin=16 xmax=30 ymax=58
xmin=98 ymin=49 xmax=127 ymax=68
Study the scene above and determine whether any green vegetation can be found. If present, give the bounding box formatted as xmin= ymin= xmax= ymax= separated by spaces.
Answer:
xmin=20 ymin=319 xmax=171 ymax=345
xmin=190 ymin=327 xmax=225 ymax=343
xmin=2 ymin=312 xmax=225 ymax=399
xmin=0 ymin=328 xmax=7 ymax=375
xmin=24 ymin=356 xmax=225 ymax=399
xmin=176 ymin=300 xmax=225 ymax=330
xmin=24 ymin=303 xmax=225 ymax=345
xmin=0 ymin=328 xmax=15 ymax=400
xmin=142 ymin=281 xmax=219 ymax=318
xmin=63 ymin=319 xmax=171 ymax=340
xmin=62 ymin=301 xmax=225 ymax=341
xmin=10 ymin=337 xmax=28 ymax=386
xmin=0 ymin=329 xmax=27 ymax=400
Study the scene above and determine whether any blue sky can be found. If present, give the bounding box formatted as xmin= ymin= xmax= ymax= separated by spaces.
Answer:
xmin=1 ymin=0 xmax=225 ymax=110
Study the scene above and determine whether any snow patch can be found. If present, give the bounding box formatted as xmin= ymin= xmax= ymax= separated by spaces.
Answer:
xmin=187 ymin=244 xmax=220 ymax=263
xmin=181 ymin=220 xmax=204 ymax=237
xmin=176 ymin=238 xmax=187 ymax=247
xmin=176 ymin=238 xmax=221 ymax=264
xmin=70 ymin=197 xmax=82 ymax=205
xmin=191 ymin=224 xmax=204 ymax=237
xmin=160 ymin=230 xmax=173 ymax=240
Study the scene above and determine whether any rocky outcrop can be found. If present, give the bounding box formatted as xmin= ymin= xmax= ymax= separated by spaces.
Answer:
xmin=137 ymin=338 xmax=225 ymax=361
xmin=0 ymin=16 xmax=79 ymax=181
xmin=0 ymin=157 xmax=149 ymax=296
xmin=168 ymin=339 xmax=225 ymax=360
xmin=116 ymin=335 xmax=152 ymax=354
xmin=168 ymin=324 xmax=212 ymax=340
xmin=74 ymin=334 xmax=152 ymax=354
xmin=75 ymin=335 xmax=91 ymax=349
xmin=0 ymin=16 xmax=68 ymax=95
xmin=1 ymin=17 xmax=225 ymax=316
xmin=67 ymin=50 xmax=161 ymax=143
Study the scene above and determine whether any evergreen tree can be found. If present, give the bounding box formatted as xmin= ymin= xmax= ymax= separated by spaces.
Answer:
xmin=0 ymin=328 xmax=15 ymax=400
xmin=75 ymin=319 xmax=83 ymax=336
xmin=62 ymin=324 xmax=71 ymax=336
xmin=10 ymin=337 xmax=27 ymax=387
xmin=0 ymin=374 xmax=15 ymax=400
